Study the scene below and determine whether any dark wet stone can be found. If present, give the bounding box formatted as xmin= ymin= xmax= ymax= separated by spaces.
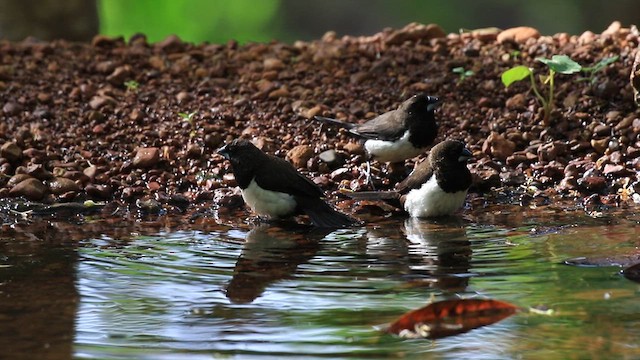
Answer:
xmin=85 ymin=184 xmax=113 ymax=200
xmin=213 ymin=187 xmax=244 ymax=210
xmin=136 ymin=198 xmax=162 ymax=214
xmin=9 ymin=177 xmax=47 ymax=200
xmin=48 ymin=177 xmax=80 ymax=195
xmin=578 ymin=176 xmax=607 ymax=193
xmin=318 ymin=149 xmax=345 ymax=169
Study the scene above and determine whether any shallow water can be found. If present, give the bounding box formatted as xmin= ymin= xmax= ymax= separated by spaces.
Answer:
xmin=2 ymin=205 xmax=640 ymax=359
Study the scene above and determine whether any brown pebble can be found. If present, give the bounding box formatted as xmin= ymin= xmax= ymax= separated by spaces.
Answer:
xmin=1 ymin=142 xmax=22 ymax=163
xmin=343 ymin=142 xmax=365 ymax=156
xmin=133 ymin=147 xmax=160 ymax=168
xmin=497 ymin=26 xmax=540 ymax=43
xmin=48 ymin=177 xmax=81 ymax=195
xmin=9 ymin=177 xmax=47 ymax=200
xmin=286 ymin=144 xmax=314 ymax=169
xmin=3 ymin=102 xmax=23 ymax=116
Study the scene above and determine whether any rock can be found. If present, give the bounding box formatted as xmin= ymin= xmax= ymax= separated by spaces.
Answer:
xmin=106 ymin=65 xmax=131 ymax=86
xmin=578 ymin=175 xmax=607 ymax=193
xmin=1 ymin=142 xmax=22 ymax=163
xmin=48 ymin=177 xmax=81 ymax=195
xmin=7 ymin=174 xmax=32 ymax=187
xmin=136 ymin=198 xmax=162 ymax=214
xmin=385 ymin=23 xmax=446 ymax=45
xmin=482 ymin=132 xmax=516 ymax=160
xmin=591 ymin=138 xmax=609 ymax=154
xmin=343 ymin=142 xmax=365 ymax=156
xmin=471 ymin=27 xmax=501 ymax=42
xmin=3 ymin=101 xmax=23 ymax=116
xmin=268 ymin=87 xmax=289 ymax=99
xmin=497 ymin=26 xmax=540 ymax=43
xmin=133 ymin=147 xmax=160 ymax=168
xmin=263 ymin=58 xmax=285 ymax=71
xmin=213 ymin=187 xmax=244 ymax=210
xmin=156 ymin=34 xmax=185 ymax=53
xmin=85 ymin=184 xmax=112 ymax=200
xmin=26 ymin=164 xmax=54 ymax=180
xmin=602 ymin=21 xmax=622 ymax=37
xmin=505 ymin=93 xmax=527 ymax=110
xmin=286 ymin=144 xmax=314 ymax=169
xmin=89 ymin=95 xmax=116 ymax=109
xmin=9 ymin=177 xmax=47 ymax=200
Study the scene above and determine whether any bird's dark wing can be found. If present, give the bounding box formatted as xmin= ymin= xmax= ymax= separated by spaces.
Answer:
xmin=253 ymin=154 xmax=325 ymax=198
xmin=351 ymin=110 xmax=407 ymax=141
xmin=313 ymin=116 xmax=356 ymax=130
xmin=395 ymin=158 xmax=434 ymax=194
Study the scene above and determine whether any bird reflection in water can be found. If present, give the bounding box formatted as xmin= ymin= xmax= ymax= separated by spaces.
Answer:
xmin=402 ymin=217 xmax=472 ymax=293
xmin=225 ymin=223 xmax=329 ymax=304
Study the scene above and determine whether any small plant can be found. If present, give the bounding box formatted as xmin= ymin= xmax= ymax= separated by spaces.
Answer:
xmin=578 ymin=55 xmax=619 ymax=84
xmin=452 ymin=66 xmax=474 ymax=83
xmin=124 ymin=80 xmax=140 ymax=93
xmin=179 ymin=111 xmax=197 ymax=138
xmin=509 ymin=50 xmax=521 ymax=60
xmin=501 ymin=54 xmax=582 ymax=125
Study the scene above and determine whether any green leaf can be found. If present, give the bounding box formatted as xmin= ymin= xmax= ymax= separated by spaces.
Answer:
xmin=536 ymin=55 xmax=582 ymax=74
xmin=501 ymin=66 xmax=532 ymax=87
xmin=589 ymin=55 xmax=619 ymax=73
xmin=452 ymin=67 xmax=464 ymax=74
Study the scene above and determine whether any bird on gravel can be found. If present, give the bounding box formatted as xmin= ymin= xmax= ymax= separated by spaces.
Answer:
xmin=314 ymin=94 xmax=441 ymax=164
xmin=346 ymin=140 xmax=472 ymax=218
xmin=218 ymin=139 xmax=359 ymax=228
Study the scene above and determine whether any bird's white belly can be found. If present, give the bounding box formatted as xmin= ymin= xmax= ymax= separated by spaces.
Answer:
xmin=364 ymin=131 xmax=424 ymax=163
xmin=403 ymin=176 xmax=467 ymax=218
xmin=242 ymin=179 xmax=297 ymax=218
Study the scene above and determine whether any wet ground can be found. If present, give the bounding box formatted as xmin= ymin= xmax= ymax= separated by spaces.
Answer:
xmin=2 ymin=203 xmax=640 ymax=359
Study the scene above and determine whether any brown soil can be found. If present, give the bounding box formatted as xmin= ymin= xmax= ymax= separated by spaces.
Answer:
xmin=1 ymin=22 xmax=639 ymax=220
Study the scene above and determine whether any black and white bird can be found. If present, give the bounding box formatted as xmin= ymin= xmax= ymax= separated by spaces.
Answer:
xmin=347 ymin=140 xmax=472 ymax=218
xmin=314 ymin=94 xmax=440 ymax=163
xmin=218 ymin=139 xmax=359 ymax=228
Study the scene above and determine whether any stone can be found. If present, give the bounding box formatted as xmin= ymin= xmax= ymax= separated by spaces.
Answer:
xmin=482 ymin=132 xmax=516 ymax=160
xmin=497 ymin=26 xmax=540 ymax=43
xmin=1 ymin=142 xmax=22 ymax=163
xmin=343 ymin=142 xmax=365 ymax=156
xmin=48 ymin=177 xmax=81 ymax=195
xmin=9 ymin=177 xmax=47 ymax=200
xmin=505 ymin=93 xmax=527 ymax=110
xmin=133 ymin=147 xmax=160 ymax=168
xmin=286 ymin=144 xmax=314 ymax=169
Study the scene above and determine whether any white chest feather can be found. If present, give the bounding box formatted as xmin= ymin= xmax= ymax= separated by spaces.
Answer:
xmin=241 ymin=179 xmax=297 ymax=218
xmin=403 ymin=176 xmax=468 ymax=218
xmin=364 ymin=131 xmax=424 ymax=163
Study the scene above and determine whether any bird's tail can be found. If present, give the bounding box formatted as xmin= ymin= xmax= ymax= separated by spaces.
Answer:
xmin=297 ymin=197 xmax=360 ymax=228
xmin=345 ymin=191 xmax=402 ymax=209
xmin=313 ymin=116 xmax=356 ymax=130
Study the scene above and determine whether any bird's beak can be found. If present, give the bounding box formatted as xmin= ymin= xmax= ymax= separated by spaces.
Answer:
xmin=217 ymin=144 xmax=230 ymax=159
xmin=427 ymin=96 xmax=441 ymax=112
xmin=459 ymin=147 xmax=473 ymax=162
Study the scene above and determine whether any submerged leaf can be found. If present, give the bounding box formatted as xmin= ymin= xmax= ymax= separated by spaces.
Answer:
xmin=501 ymin=66 xmax=531 ymax=87
xmin=537 ymin=55 xmax=582 ymax=74
xmin=386 ymin=298 xmax=518 ymax=339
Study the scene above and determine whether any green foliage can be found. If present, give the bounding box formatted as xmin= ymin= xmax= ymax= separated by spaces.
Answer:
xmin=98 ymin=0 xmax=281 ymax=43
xmin=578 ymin=56 xmax=619 ymax=84
xmin=501 ymin=55 xmax=582 ymax=125
xmin=452 ymin=66 xmax=474 ymax=83
xmin=124 ymin=80 xmax=140 ymax=93
xmin=179 ymin=112 xmax=197 ymax=139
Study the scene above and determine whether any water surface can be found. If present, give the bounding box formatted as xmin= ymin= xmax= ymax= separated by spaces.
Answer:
xmin=2 ymin=204 xmax=640 ymax=359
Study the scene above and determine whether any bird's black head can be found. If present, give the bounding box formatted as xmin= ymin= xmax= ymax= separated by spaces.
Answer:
xmin=403 ymin=94 xmax=441 ymax=116
xmin=217 ymin=138 xmax=264 ymax=164
xmin=430 ymin=140 xmax=472 ymax=166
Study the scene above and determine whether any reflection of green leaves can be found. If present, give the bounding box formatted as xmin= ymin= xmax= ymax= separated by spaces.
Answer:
xmin=536 ymin=55 xmax=582 ymax=74
xmin=501 ymin=65 xmax=532 ymax=87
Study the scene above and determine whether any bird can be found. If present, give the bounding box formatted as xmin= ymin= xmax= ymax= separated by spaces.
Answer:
xmin=217 ymin=139 xmax=359 ymax=228
xmin=314 ymin=94 xmax=440 ymax=163
xmin=346 ymin=140 xmax=472 ymax=218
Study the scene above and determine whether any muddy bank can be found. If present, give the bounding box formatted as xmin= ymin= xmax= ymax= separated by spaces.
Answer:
xmin=1 ymin=22 xmax=639 ymax=218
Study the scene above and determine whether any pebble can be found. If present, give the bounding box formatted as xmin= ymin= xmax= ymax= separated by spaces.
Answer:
xmin=133 ymin=147 xmax=160 ymax=168
xmin=9 ymin=177 xmax=47 ymax=200
xmin=497 ymin=26 xmax=540 ymax=43
xmin=286 ymin=144 xmax=314 ymax=169
xmin=48 ymin=177 xmax=81 ymax=195
xmin=1 ymin=142 xmax=22 ymax=163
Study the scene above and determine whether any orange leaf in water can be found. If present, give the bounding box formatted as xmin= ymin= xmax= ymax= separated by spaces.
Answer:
xmin=386 ymin=298 xmax=518 ymax=339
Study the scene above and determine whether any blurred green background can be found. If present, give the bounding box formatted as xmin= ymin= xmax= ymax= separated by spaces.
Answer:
xmin=0 ymin=0 xmax=639 ymax=43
